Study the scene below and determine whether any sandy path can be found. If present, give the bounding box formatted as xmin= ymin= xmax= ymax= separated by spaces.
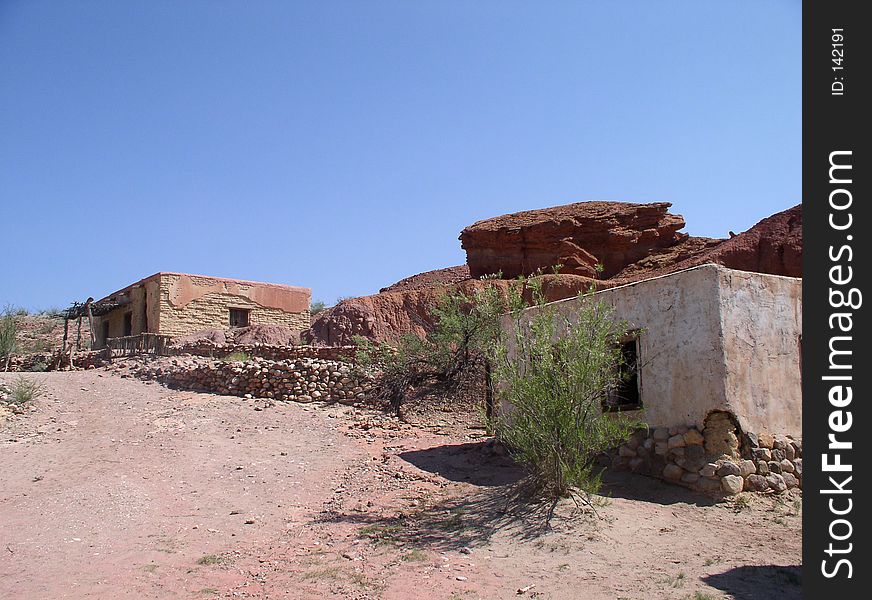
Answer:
xmin=1 ymin=372 xmax=360 ymax=599
xmin=1 ymin=371 xmax=801 ymax=600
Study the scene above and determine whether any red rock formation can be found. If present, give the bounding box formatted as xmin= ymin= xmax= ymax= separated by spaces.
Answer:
xmin=305 ymin=203 xmax=801 ymax=346
xmin=614 ymin=204 xmax=802 ymax=280
xmin=459 ymin=201 xmax=689 ymax=279
xmin=379 ymin=265 xmax=470 ymax=293
xmin=693 ymin=204 xmax=801 ymax=277
xmin=305 ymin=275 xmax=599 ymax=346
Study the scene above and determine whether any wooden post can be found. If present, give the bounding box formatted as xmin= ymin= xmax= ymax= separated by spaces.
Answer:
xmin=76 ymin=316 xmax=82 ymax=350
xmin=85 ymin=298 xmax=96 ymax=348
xmin=62 ymin=318 xmax=69 ymax=353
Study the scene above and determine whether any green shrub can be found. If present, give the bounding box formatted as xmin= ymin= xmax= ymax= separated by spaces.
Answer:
xmin=493 ymin=282 xmax=643 ymax=500
xmin=1 ymin=308 xmax=18 ymax=371
xmin=309 ymin=300 xmax=327 ymax=316
xmin=223 ymin=351 xmax=251 ymax=362
xmin=7 ymin=375 xmax=46 ymax=405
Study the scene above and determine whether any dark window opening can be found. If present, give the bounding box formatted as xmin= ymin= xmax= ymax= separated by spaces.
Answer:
xmin=603 ymin=335 xmax=642 ymax=412
xmin=123 ymin=312 xmax=133 ymax=337
xmin=101 ymin=321 xmax=110 ymax=344
xmin=229 ymin=308 xmax=250 ymax=328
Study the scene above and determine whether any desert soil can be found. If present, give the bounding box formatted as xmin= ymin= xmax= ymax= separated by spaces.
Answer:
xmin=1 ymin=371 xmax=801 ymax=600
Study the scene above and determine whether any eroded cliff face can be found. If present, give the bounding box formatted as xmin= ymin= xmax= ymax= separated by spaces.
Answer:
xmin=305 ymin=202 xmax=801 ymax=346
xmin=459 ymin=201 xmax=692 ymax=279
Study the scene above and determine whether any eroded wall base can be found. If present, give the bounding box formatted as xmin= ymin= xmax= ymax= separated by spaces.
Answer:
xmin=612 ymin=411 xmax=802 ymax=496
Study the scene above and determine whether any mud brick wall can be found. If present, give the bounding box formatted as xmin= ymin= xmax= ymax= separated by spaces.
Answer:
xmin=158 ymin=282 xmax=311 ymax=336
xmin=612 ymin=411 xmax=802 ymax=496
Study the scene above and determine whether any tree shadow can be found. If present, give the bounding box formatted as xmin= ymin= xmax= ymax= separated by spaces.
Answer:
xmin=398 ymin=441 xmax=524 ymax=487
xmin=317 ymin=482 xmax=594 ymax=553
xmin=702 ymin=565 xmax=801 ymax=600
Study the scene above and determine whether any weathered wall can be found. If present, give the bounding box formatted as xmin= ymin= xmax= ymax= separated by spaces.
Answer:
xmin=94 ymin=273 xmax=311 ymax=344
xmin=717 ymin=269 xmax=802 ymax=436
xmin=93 ymin=279 xmax=161 ymax=347
xmin=500 ymin=264 xmax=802 ymax=437
xmin=157 ymin=274 xmax=310 ymax=337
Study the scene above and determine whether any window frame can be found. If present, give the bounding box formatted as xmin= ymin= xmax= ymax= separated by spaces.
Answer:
xmin=603 ymin=330 xmax=643 ymax=413
xmin=229 ymin=308 xmax=251 ymax=328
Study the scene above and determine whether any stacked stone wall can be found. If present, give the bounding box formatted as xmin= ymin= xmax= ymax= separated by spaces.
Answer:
xmin=612 ymin=410 xmax=802 ymax=496
xmin=133 ymin=355 xmax=372 ymax=404
xmin=165 ymin=341 xmax=355 ymax=362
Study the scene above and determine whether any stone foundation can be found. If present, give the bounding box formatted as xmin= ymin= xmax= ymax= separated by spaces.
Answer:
xmin=612 ymin=410 xmax=801 ymax=495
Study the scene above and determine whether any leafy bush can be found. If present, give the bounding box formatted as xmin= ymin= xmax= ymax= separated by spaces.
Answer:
xmin=493 ymin=282 xmax=643 ymax=500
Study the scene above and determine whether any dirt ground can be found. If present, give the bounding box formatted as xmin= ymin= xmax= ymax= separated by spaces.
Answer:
xmin=1 ymin=371 xmax=801 ymax=600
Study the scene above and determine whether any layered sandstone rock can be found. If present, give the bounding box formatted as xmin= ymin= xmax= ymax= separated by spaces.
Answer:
xmin=305 ymin=202 xmax=802 ymax=346
xmin=459 ymin=201 xmax=690 ymax=279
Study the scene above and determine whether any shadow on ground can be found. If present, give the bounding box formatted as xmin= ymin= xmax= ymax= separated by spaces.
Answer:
xmin=398 ymin=441 xmax=524 ymax=486
xmin=321 ymin=441 xmax=731 ymax=555
xmin=703 ymin=565 xmax=801 ymax=600
xmin=318 ymin=482 xmax=593 ymax=553
xmin=600 ymin=468 xmax=721 ymax=507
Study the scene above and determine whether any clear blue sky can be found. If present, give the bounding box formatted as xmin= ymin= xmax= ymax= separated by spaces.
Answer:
xmin=0 ymin=1 xmax=800 ymax=310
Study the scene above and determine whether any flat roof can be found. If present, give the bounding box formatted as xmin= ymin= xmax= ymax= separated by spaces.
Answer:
xmin=96 ymin=271 xmax=310 ymax=304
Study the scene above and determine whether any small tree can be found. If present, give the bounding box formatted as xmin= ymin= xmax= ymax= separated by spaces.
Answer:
xmin=310 ymin=300 xmax=327 ymax=316
xmin=355 ymin=278 xmax=525 ymax=415
xmin=493 ymin=282 xmax=643 ymax=501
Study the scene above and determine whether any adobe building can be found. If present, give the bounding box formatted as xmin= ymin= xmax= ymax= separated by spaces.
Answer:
xmin=499 ymin=264 xmax=802 ymax=495
xmin=91 ymin=273 xmax=311 ymax=348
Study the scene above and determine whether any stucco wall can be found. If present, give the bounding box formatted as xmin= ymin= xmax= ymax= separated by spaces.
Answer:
xmin=717 ymin=269 xmax=802 ymax=436
xmin=499 ymin=264 xmax=801 ymax=437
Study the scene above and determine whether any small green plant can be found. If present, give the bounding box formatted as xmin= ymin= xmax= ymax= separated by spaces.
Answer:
xmin=731 ymin=494 xmax=751 ymax=513
xmin=301 ymin=566 xmax=343 ymax=581
xmin=6 ymin=375 xmax=45 ymax=405
xmin=196 ymin=554 xmax=223 ymax=566
xmin=25 ymin=339 xmax=50 ymax=354
xmin=402 ymin=549 xmax=428 ymax=562
xmin=686 ymin=592 xmax=718 ymax=600
xmin=358 ymin=522 xmax=403 ymax=544
xmin=659 ymin=572 xmax=686 ymax=588
xmin=223 ymin=351 xmax=251 ymax=363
